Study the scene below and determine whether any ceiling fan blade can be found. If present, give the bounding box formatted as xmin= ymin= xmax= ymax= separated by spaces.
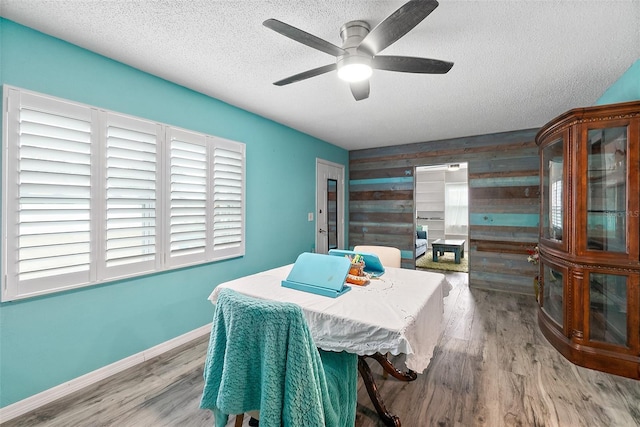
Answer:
xmin=264 ymin=19 xmax=346 ymax=57
xmin=273 ymin=63 xmax=337 ymax=86
xmin=358 ymin=0 xmax=439 ymax=56
xmin=372 ymin=56 xmax=453 ymax=74
xmin=350 ymin=80 xmax=370 ymax=101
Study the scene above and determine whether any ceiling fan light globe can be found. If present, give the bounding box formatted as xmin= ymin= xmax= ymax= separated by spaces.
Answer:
xmin=337 ymin=54 xmax=373 ymax=82
xmin=337 ymin=63 xmax=372 ymax=82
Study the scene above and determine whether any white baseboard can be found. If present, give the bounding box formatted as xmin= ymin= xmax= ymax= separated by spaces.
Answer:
xmin=0 ymin=323 xmax=212 ymax=424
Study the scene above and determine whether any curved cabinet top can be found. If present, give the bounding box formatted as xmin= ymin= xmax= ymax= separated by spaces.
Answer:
xmin=536 ymin=100 xmax=640 ymax=145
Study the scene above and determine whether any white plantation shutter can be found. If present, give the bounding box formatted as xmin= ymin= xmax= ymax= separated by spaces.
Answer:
xmin=103 ymin=113 xmax=160 ymax=277
xmin=4 ymin=89 xmax=94 ymax=298
xmin=3 ymin=86 xmax=245 ymax=301
xmin=166 ymin=128 xmax=208 ymax=267
xmin=211 ymin=138 xmax=245 ymax=259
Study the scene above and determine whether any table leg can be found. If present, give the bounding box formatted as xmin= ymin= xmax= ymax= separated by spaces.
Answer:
xmin=368 ymin=352 xmax=417 ymax=381
xmin=358 ymin=357 xmax=400 ymax=427
xmin=432 ymin=248 xmax=438 ymax=262
xmin=454 ymin=248 xmax=461 ymax=264
xmin=357 ymin=354 xmax=417 ymax=427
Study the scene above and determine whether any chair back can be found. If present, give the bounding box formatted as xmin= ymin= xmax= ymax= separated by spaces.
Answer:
xmin=200 ymin=288 xmax=347 ymax=427
xmin=353 ymin=245 xmax=401 ymax=268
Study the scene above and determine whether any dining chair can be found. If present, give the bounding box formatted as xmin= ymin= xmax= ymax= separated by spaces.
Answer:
xmin=200 ymin=288 xmax=357 ymax=427
xmin=353 ymin=245 xmax=401 ymax=268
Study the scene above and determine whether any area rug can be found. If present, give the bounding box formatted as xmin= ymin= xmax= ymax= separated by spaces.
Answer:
xmin=416 ymin=250 xmax=468 ymax=273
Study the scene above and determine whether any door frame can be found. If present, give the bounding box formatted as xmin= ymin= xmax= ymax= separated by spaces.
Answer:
xmin=315 ymin=158 xmax=345 ymax=254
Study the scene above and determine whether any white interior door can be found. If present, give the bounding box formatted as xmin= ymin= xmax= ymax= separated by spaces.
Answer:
xmin=316 ymin=159 xmax=345 ymax=254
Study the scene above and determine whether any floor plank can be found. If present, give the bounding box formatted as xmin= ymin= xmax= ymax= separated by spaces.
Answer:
xmin=3 ymin=271 xmax=639 ymax=427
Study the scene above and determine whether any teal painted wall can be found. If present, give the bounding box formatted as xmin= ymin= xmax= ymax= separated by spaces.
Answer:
xmin=596 ymin=59 xmax=640 ymax=105
xmin=0 ymin=19 xmax=348 ymax=407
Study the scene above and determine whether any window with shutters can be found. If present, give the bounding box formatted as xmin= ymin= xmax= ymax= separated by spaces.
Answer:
xmin=2 ymin=86 xmax=245 ymax=301
xmin=4 ymin=90 xmax=95 ymax=298
xmin=103 ymin=113 xmax=161 ymax=277
xmin=212 ymin=141 xmax=245 ymax=258
xmin=166 ymin=128 xmax=208 ymax=267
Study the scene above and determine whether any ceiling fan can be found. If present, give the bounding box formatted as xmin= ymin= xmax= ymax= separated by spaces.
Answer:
xmin=263 ymin=0 xmax=453 ymax=101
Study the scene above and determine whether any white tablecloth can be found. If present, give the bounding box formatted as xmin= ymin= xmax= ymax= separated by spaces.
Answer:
xmin=208 ymin=265 xmax=451 ymax=373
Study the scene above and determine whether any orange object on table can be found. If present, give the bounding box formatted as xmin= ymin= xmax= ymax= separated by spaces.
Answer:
xmin=348 ymin=261 xmax=364 ymax=276
xmin=346 ymin=274 xmax=369 ymax=286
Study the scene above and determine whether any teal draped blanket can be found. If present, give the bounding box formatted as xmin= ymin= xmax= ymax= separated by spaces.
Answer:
xmin=200 ymin=288 xmax=357 ymax=427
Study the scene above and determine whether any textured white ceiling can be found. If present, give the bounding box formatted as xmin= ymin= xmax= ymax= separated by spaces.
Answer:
xmin=2 ymin=1 xmax=639 ymax=150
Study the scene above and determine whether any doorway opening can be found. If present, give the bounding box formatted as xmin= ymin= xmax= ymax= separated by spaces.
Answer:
xmin=415 ymin=163 xmax=469 ymax=271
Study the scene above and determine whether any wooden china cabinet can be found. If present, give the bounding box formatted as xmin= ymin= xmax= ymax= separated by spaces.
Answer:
xmin=535 ymin=100 xmax=640 ymax=379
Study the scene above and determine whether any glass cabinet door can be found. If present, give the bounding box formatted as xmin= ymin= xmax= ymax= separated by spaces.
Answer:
xmin=586 ymin=127 xmax=628 ymax=253
xmin=542 ymin=138 xmax=564 ymax=242
xmin=589 ymin=273 xmax=627 ymax=347
xmin=542 ymin=263 xmax=564 ymax=327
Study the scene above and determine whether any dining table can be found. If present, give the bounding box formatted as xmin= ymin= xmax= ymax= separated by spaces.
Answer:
xmin=208 ymin=263 xmax=451 ymax=427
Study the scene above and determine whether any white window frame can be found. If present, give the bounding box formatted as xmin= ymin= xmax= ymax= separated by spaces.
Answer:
xmin=2 ymin=85 xmax=245 ymax=301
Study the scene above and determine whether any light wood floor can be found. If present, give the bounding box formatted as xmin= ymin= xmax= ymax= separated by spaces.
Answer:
xmin=3 ymin=271 xmax=639 ymax=427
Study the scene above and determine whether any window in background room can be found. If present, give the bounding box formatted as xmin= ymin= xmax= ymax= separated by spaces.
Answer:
xmin=445 ymin=182 xmax=469 ymax=234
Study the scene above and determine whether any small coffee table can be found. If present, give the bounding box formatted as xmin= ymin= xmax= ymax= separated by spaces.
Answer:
xmin=432 ymin=239 xmax=466 ymax=264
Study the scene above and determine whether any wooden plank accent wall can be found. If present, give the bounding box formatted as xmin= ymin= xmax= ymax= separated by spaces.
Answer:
xmin=349 ymin=128 xmax=541 ymax=294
